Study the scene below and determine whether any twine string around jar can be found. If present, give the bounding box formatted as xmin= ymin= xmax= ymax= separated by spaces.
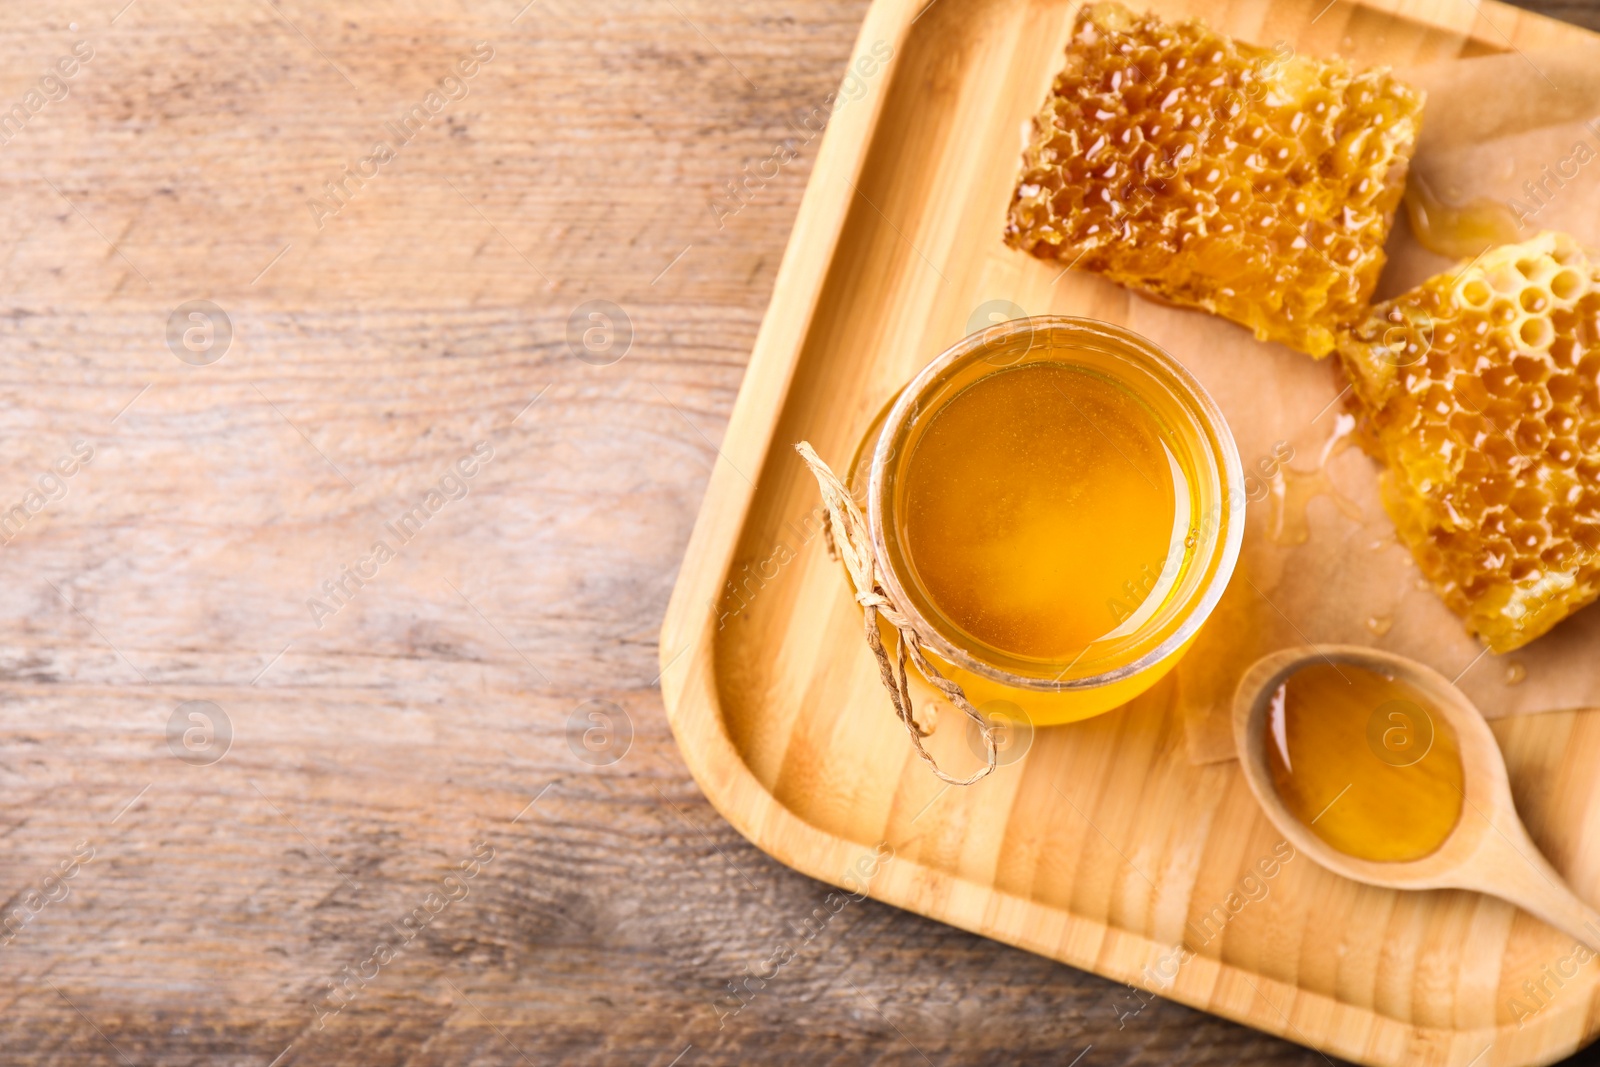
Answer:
xmin=794 ymin=442 xmax=998 ymax=786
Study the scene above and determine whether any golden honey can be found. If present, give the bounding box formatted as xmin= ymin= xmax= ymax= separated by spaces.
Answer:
xmin=866 ymin=317 xmax=1244 ymax=726
xmin=900 ymin=362 xmax=1181 ymax=659
xmin=1402 ymin=174 xmax=1524 ymax=262
xmin=1266 ymin=662 xmax=1464 ymax=862
xmin=1005 ymin=2 xmax=1424 ymax=357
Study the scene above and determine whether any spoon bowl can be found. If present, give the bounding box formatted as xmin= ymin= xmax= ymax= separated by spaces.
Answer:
xmin=1233 ymin=645 xmax=1600 ymax=950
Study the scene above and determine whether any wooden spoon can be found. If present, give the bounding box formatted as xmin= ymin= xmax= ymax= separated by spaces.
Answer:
xmin=1233 ymin=645 xmax=1600 ymax=951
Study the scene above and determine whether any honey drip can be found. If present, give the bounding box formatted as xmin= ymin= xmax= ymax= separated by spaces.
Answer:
xmin=1402 ymin=173 xmax=1524 ymax=262
xmin=901 ymin=362 xmax=1185 ymax=659
xmin=1266 ymin=662 xmax=1464 ymax=862
xmin=1505 ymin=662 xmax=1527 ymax=686
xmin=1360 ymin=536 xmax=1424 ymax=638
xmin=1266 ymin=413 xmax=1362 ymax=546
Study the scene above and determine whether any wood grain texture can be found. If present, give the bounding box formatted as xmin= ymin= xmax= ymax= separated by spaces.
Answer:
xmin=0 ymin=0 xmax=1590 ymax=1065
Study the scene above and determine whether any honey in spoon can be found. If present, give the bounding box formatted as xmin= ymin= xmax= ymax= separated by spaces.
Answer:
xmin=1264 ymin=662 xmax=1464 ymax=862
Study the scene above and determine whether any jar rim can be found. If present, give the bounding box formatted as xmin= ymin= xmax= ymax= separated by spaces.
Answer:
xmin=866 ymin=315 xmax=1245 ymax=692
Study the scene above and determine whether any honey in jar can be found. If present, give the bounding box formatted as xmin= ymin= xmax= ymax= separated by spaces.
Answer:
xmin=900 ymin=362 xmax=1184 ymax=660
xmin=865 ymin=317 xmax=1244 ymax=726
xmin=1265 ymin=662 xmax=1464 ymax=862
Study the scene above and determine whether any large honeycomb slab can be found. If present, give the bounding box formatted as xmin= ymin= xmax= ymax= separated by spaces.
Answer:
xmin=1005 ymin=2 xmax=1424 ymax=357
xmin=1339 ymin=232 xmax=1600 ymax=653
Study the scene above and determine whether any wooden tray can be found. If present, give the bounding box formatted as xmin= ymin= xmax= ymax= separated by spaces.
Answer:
xmin=659 ymin=0 xmax=1600 ymax=1063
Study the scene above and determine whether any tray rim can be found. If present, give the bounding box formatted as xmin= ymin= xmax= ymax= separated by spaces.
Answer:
xmin=658 ymin=1 xmax=1600 ymax=1063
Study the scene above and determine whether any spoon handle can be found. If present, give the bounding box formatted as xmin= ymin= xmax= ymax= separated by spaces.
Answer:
xmin=1478 ymin=820 xmax=1600 ymax=952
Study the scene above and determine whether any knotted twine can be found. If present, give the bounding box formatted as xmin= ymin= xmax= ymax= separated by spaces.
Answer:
xmin=794 ymin=442 xmax=997 ymax=785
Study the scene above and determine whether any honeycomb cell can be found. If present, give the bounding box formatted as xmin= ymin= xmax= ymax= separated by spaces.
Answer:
xmin=1005 ymin=2 xmax=1424 ymax=357
xmin=1510 ymin=485 xmax=1547 ymax=520
xmin=1338 ymin=232 xmax=1600 ymax=652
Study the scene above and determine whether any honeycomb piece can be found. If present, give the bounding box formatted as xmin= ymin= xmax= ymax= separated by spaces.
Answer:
xmin=1338 ymin=232 xmax=1600 ymax=652
xmin=1005 ymin=2 xmax=1424 ymax=357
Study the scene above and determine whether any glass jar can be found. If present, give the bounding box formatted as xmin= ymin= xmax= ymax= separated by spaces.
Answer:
xmin=850 ymin=316 xmax=1244 ymax=727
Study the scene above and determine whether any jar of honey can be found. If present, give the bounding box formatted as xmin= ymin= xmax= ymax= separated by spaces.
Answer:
xmin=852 ymin=317 xmax=1244 ymax=727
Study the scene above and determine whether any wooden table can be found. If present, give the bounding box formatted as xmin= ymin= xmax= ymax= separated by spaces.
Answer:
xmin=0 ymin=1 xmax=1592 ymax=1063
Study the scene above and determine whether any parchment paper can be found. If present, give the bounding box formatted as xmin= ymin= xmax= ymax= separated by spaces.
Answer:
xmin=1178 ymin=44 xmax=1600 ymax=764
